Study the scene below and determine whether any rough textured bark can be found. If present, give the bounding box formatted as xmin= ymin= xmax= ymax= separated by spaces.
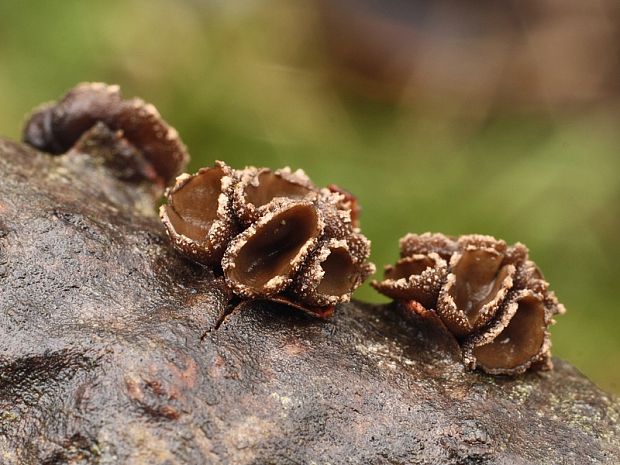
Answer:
xmin=0 ymin=138 xmax=619 ymax=465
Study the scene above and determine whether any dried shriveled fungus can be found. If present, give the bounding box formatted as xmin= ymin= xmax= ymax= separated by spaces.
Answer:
xmin=161 ymin=163 xmax=375 ymax=316
xmin=23 ymin=82 xmax=188 ymax=186
xmin=372 ymin=233 xmax=565 ymax=375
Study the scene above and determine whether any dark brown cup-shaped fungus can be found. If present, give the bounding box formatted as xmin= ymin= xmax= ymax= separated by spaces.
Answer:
xmin=23 ymin=82 xmax=188 ymax=186
xmin=232 ymin=167 xmax=316 ymax=226
xmin=291 ymin=234 xmax=375 ymax=307
xmin=222 ymin=199 xmax=324 ymax=298
xmin=437 ymin=236 xmax=515 ymax=337
xmin=371 ymin=253 xmax=447 ymax=309
xmin=315 ymin=246 xmax=358 ymax=297
xmin=112 ymin=98 xmax=188 ymax=186
xmin=23 ymin=83 xmax=122 ymax=154
xmin=161 ymin=161 xmax=374 ymax=315
xmin=160 ymin=162 xmax=237 ymax=265
xmin=373 ymin=232 xmax=565 ymax=375
xmin=463 ymin=290 xmax=552 ymax=375
xmin=72 ymin=122 xmax=159 ymax=182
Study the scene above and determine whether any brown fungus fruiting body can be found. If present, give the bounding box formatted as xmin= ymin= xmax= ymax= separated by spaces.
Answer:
xmin=372 ymin=233 xmax=565 ymax=375
xmin=161 ymin=163 xmax=375 ymax=316
xmin=372 ymin=253 xmax=447 ymax=309
xmin=232 ymin=167 xmax=317 ymax=226
xmin=222 ymin=198 xmax=324 ymax=298
xmin=327 ymin=184 xmax=361 ymax=229
xmin=160 ymin=162 xmax=238 ymax=266
xmin=23 ymin=82 xmax=188 ymax=186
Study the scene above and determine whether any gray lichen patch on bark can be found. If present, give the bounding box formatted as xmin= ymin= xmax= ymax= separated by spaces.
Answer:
xmin=0 ymin=140 xmax=619 ymax=464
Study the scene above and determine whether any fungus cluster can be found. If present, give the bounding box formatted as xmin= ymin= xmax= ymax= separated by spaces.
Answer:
xmin=22 ymin=83 xmax=567 ymax=377
xmin=372 ymin=233 xmax=566 ymax=375
xmin=160 ymin=164 xmax=375 ymax=316
xmin=22 ymin=83 xmax=374 ymax=317
xmin=23 ymin=82 xmax=189 ymax=186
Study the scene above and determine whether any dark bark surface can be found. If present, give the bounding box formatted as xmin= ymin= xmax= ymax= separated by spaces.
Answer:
xmin=0 ymin=139 xmax=619 ymax=464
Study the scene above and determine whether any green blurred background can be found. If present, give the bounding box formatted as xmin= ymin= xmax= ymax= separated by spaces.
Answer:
xmin=0 ymin=1 xmax=618 ymax=392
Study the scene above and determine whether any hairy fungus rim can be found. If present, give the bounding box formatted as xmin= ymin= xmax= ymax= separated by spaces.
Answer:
xmin=166 ymin=166 xmax=228 ymax=241
xmin=371 ymin=253 xmax=447 ymax=309
xmin=160 ymin=162 xmax=236 ymax=265
xmin=223 ymin=200 xmax=324 ymax=297
xmin=233 ymin=167 xmax=317 ymax=225
xmin=465 ymin=291 xmax=550 ymax=375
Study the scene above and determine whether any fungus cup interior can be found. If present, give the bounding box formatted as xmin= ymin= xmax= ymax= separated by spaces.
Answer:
xmin=166 ymin=167 xmax=225 ymax=241
xmin=385 ymin=256 xmax=435 ymax=280
xmin=317 ymin=247 xmax=357 ymax=296
xmin=449 ymin=249 xmax=511 ymax=325
xmin=473 ymin=294 xmax=547 ymax=371
xmin=231 ymin=204 xmax=320 ymax=290
xmin=245 ymin=171 xmax=312 ymax=209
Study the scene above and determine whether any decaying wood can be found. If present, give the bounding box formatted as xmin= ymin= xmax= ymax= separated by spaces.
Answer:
xmin=0 ymin=139 xmax=619 ymax=464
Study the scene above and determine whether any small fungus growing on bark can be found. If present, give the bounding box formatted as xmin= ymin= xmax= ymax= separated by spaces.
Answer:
xmin=22 ymin=82 xmax=188 ymax=186
xmin=232 ymin=167 xmax=317 ymax=226
xmin=20 ymin=83 xmax=374 ymax=317
xmin=159 ymin=162 xmax=238 ymax=266
xmin=222 ymin=198 xmax=324 ymax=298
xmin=372 ymin=233 xmax=565 ymax=375
xmin=161 ymin=163 xmax=375 ymax=316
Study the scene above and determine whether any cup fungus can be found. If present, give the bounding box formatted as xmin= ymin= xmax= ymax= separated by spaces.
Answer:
xmin=372 ymin=233 xmax=565 ymax=375
xmin=23 ymin=83 xmax=572 ymax=375
xmin=222 ymin=199 xmax=324 ymax=297
xmin=232 ymin=167 xmax=317 ymax=226
xmin=22 ymin=82 xmax=188 ymax=186
xmin=160 ymin=162 xmax=238 ymax=265
xmin=161 ymin=162 xmax=375 ymax=316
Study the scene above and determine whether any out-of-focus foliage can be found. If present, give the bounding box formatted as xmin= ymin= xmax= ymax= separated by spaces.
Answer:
xmin=0 ymin=0 xmax=618 ymax=393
